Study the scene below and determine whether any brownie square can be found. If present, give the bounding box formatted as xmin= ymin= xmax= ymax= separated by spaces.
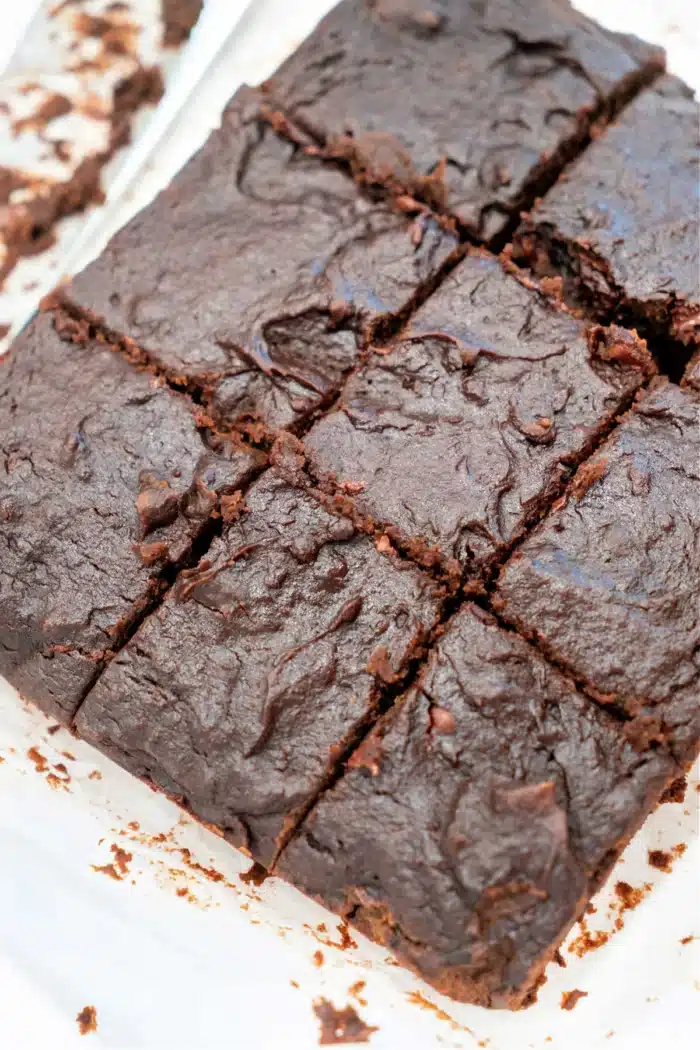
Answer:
xmin=303 ymin=252 xmax=655 ymax=579
xmin=514 ymin=76 xmax=700 ymax=346
xmin=75 ymin=470 xmax=443 ymax=866
xmin=265 ymin=0 xmax=663 ymax=239
xmin=496 ymin=380 xmax=700 ymax=764
xmin=60 ymin=86 xmax=458 ymax=431
xmin=278 ymin=604 xmax=677 ymax=1008
xmin=0 ymin=313 xmax=262 ymax=722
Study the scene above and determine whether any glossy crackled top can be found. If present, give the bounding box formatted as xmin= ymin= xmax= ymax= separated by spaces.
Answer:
xmin=64 ymin=86 xmax=457 ymax=430
xmin=305 ymin=252 xmax=654 ymax=576
xmin=280 ymin=604 xmax=674 ymax=1007
xmin=267 ymin=0 xmax=662 ymax=236
xmin=76 ymin=469 xmax=443 ymax=866
xmin=497 ymin=380 xmax=700 ymax=762
xmin=524 ymin=75 xmax=700 ymax=329
xmin=0 ymin=312 xmax=261 ymax=720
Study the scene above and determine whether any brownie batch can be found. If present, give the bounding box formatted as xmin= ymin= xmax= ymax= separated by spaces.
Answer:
xmin=1 ymin=0 xmax=699 ymax=1011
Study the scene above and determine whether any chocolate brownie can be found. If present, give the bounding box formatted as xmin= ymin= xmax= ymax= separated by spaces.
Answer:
xmin=303 ymin=252 xmax=655 ymax=579
xmin=264 ymin=0 xmax=663 ymax=239
xmin=59 ymin=87 xmax=458 ymax=432
xmin=278 ymin=604 xmax=677 ymax=1008
xmin=513 ymin=76 xmax=700 ymax=345
xmin=75 ymin=470 xmax=443 ymax=866
xmin=0 ymin=312 xmax=262 ymax=723
xmin=496 ymin=380 xmax=700 ymax=764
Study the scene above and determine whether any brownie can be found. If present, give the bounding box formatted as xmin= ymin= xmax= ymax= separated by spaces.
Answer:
xmin=161 ymin=0 xmax=203 ymax=47
xmin=496 ymin=380 xmax=700 ymax=764
xmin=513 ymin=76 xmax=700 ymax=345
xmin=75 ymin=470 xmax=443 ymax=866
xmin=0 ymin=312 xmax=262 ymax=723
xmin=303 ymin=252 xmax=655 ymax=579
xmin=59 ymin=87 xmax=458 ymax=431
xmin=278 ymin=604 xmax=677 ymax=1008
xmin=264 ymin=0 xmax=663 ymax=239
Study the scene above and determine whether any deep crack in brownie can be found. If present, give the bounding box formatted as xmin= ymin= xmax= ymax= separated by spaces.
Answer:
xmin=58 ymin=86 xmax=458 ymax=431
xmin=278 ymin=604 xmax=678 ymax=1007
xmin=303 ymin=252 xmax=655 ymax=580
xmin=0 ymin=312 xmax=263 ymax=722
xmin=496 ymin=380 xmax=700 ymax=764
xmin=513 ymin=76 xmax=700 ymax=345
xmin=264 ymin=0 xmax=663 ymax=239
xmin=75 ymin=469 xmax=444 ymax=866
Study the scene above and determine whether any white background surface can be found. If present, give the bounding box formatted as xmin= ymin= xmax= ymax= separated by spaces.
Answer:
xmin=1 ymin=2 xmax=699 ymax=1048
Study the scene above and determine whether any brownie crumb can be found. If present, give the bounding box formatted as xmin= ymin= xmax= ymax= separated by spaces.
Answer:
xmin=76 ymin=1005 xmax=98 ymax=1035
xmin=660 ymin=776 xmax=688 ymax=804
xmin=313 ymin=998 xmax=377 ymax=1045
xmin=561 ymin=989 xmax=588 ymax=1011
xmin=313 ymin=949 xmax=325 ymax=968
xmin=240 ymin=861 xmax=268 ymax=887
xmin=648 ymin=844 xmax=687 ymax=873
xmin=553 ymin=949 xmax=567 ymax=968
xmin=680 ymin=935 xmax=695 ymax=945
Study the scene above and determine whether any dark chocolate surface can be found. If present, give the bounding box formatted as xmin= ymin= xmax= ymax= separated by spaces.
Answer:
xmin=304 ymin=253 xmax=654 ymax=577
xmin=76 ymin=470 xmax=443 ymax=866
xmin=64 ymin=86 xmax=458 ymax=430
xmin=279 ymin=605 xmax=675 ymax=1007
xmin=515 ymin=76 xmax=700 ymax=344
xmin=0 ymin=313 xmax=261 ymax=722
xmin=497 ymin=381 xmax=700 ymax=763
xmin=266 ymin=0 xmax=662 ymax=237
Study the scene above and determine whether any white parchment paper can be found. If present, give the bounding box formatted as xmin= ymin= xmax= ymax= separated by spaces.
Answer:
xmin=1 ymin=2 xmax=698 ymax=1047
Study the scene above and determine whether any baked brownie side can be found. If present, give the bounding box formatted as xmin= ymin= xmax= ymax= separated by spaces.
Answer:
xmin=162 ymin=1 xmax=203 ymax=47
xmin=0 ymin=313 xmax=263 ymax=723
xmin=264 ymin=0 xmax=663 ymax=239
xmin=75 ymin=470 xmax=443 ymax=866
xmin=278 ymin=605 xmax=676 ymax=1008
xmin=513 ymin=76 xmax=700 ymax=346
xmin=303 ymin=252 xmax=655 ymax=579
xmin=60 ymin=86 xmax=458 ymax=432
xmin=496 ymin=380 xmax=700 ymax=764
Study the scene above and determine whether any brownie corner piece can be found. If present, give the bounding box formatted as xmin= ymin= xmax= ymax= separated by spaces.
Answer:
xmin=62 ymin=85 xmax=458 ymax=433
xmin=496 ymin=379 xmax=700 ymax=764
xmin=513 ymin=74 xmax=699 ymax=346
xmin=277 ymin=603 xmax=676 ymax=1008
xmin=0 ymin=312 xmax=262 ymax=723
xmin=75 ymin=469 xmax=444 ymax=866
xmin=265 ymin=0 xmax=663 ymax=238
xmin=303 ymin=251 xmax=655 ymax=579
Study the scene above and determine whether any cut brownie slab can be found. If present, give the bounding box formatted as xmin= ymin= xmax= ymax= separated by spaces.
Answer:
xmin=264 ymin=0 xmax=663 ymax=239
xmin=58 ymin=87 xmax=458 ymax=431
xmin=303 ymin=252 xmax=655 ymax=580
xmin=75 ymin=470 xmax=444 ymax=866
xmin=278 ymin=604 xmax=677 ymax=1008
xmin=496 ymin=380 xmax=700 ymax=764
xmin=514 ymin=76 xmax=699 ymax=346
xmin=0 ymin=312 xmax=263 ymax=723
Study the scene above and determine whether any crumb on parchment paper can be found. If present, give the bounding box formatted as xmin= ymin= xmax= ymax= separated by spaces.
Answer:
xmin=560 ymin=989 xmax=588 ymax=1011
xmin=313 ymin=998 xmax=378 ymax=1045
xmin=76 ymin=1005 xmax=97 ymax=1035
